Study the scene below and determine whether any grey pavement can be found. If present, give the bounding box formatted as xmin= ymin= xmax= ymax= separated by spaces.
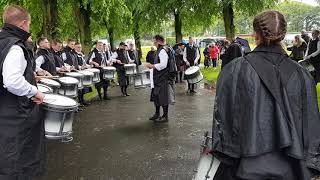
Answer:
xmin=39 ymin=82 xmax=215 ymax=180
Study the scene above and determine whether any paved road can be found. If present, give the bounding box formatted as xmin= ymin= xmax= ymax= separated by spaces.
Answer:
xmin=40 ymin=82 xmax=215 ymax=180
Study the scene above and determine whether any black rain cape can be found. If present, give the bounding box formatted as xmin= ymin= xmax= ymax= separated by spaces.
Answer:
xmin=212 ymin=44 xmax=320 ymax=180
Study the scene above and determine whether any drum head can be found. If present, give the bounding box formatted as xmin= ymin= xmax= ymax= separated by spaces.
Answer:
xmin=43 ymin=94 xmax=78 ymax=109
xmin=85 ymin=68 xmax=100 ymax=73
xmin=58 ymin=77 xmax=79 ymax=84
xmin=185 ymin=66 xmax=200 ymax=75
xmin=124 ymin=64 xmax=136 ymax=68
xmin=79 ymin=70 xmax=94 ymax=77
xmin=37 ymin=84 xmax=52 ymax=93
xmin=39 ymin=78 xmax=61 ymax=87
xmin=65 ymin=72 xmax=84 ymax=77
xmin=103 ymin=66 xmax=116 ymax=70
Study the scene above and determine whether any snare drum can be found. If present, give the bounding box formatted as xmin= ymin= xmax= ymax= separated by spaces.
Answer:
xmin=185 ymin=66 xmax=203 ymax=84
xmin=124 ymin=64 xmax=137 ymax=75
xmin=102 ymin=66 xmax=116 ymax=80
xmin=79 ymin=70 xmax=94 ymax=87
xmin=65 ymin=72 xmax=84 ymax=89
xmin=42 ymin=94 xmax=78 ymax=141
xmin=134 ymin=70 xmax=151 ymax=88
xmin=58 ymin=77 xmax=79 ymax=98
xmin=39 ymin=78 xmax=61 ymax=93
xmin=37 ymin=84 xmax=53 ymax=93
xmin=193 ymin=131 xmax=221 ymax=180
xmin=85 ymin=68 xmax=100 ymax=83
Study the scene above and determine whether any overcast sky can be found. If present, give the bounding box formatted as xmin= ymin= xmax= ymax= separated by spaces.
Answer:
xmin=293 ymin=0 xmax=318 ymax=6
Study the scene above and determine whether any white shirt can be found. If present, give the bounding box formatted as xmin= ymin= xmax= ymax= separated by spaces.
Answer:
xmin=306 ymin=40 xmax=320 ymax=59
xmin=111 ymin=51 xmax=134 ymax=63
xmin=89 ymin=51 xmax=111 ymax=66
xmin=35 ymin=54 xmax=61 ymax=72
xmin=2 ymin=45 xmax=38 ymax=98
xmin=150 ymin=49 xmax=169 ymax=88
xmin=183 ymin=45 xmax=200 ymax=64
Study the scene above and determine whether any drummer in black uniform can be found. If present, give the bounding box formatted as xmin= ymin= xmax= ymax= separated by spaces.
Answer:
xmin=35 ymin=37 xmax=57 ymax=76
xmin=88 ymin=41 xmax=111 ymax=100
xmin=75 ymin=42 xmax=92 ymax=105
xmin=51 ymin=38 xmax=67 ymax=73
xmin=183 ymin=36 xmax=200 ymax=93
xmin=305 ymin=30 xmax=320 ymax=83
xmin=0 ymin=5 xmax=45 ymax=179
xmin=111 ymin=42 xmax=134 ymax=97
xmin=62 ymin=39 xmax=78 ymax=71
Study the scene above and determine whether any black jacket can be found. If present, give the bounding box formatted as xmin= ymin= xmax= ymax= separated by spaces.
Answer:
xmin=213 ymin=44 xmax=320 ymax=179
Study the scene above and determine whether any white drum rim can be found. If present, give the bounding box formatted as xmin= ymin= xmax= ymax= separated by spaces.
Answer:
xmin=39 ymin=78 xmax=61 ymax=87
xmin=124 ymin=64 xmax=136 ymax=67
xmin=58 ymin=77 xmax=79 ymax=84
xmin=85 ymin=68 xmax=100 ymax=73
xmin=185 ymin=66 xmax=200 ymax=75
xmin=37 ymin=84 xmax=53 ymax=93
xmin=65 ymin=72 xmax=85 ymax=77
xmin=42 ymin=94 xmax=78 ymax=109
xmin=79 ymin=70 xmax=94 ymax=77
xmin=102 ymin=66 xmax=116 ymax=70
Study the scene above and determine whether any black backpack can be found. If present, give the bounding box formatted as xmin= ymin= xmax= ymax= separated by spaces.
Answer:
xmin=162 ymin=45 xmax=178 ymax=81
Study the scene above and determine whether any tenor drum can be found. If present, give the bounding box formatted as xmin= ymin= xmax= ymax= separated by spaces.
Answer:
xmin=193 ymin=131 xmax=221 ymax=180
xmin=39 ymin=78 xmax=61 ymax=93
xmin=58 ymin=77 xmax=79 ymax=98
xmin=85 ymin=68 xmax=100 ymax=83
xmin=102 ymin=66 xmax=116 ymax=80
xmin=134 ymin=70 xmax=151 ymax=88
xmin=65 ymin=72 xmax=84 ymax=89
xmin=124 ymin=64 xmax=137 ymax=75
xmin=37 ymin=84 xmax=52 ymax=93
xmin=299 ymin=60 xmax=316 ymax=75
xmin=185 ymin=66 xmax=203 ymax=84
xmin=42 ymin=94 xmax=78 ymax=141
xmin=79 ymin=70 xmax=94 ymax=87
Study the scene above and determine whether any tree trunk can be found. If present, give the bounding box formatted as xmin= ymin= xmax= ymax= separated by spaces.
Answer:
xmin=222 ymin=1 xmax=235 ymax=41
xmin=174 ymin=8 xmax=182 ymax=43
xmin=132 ymin=10 xmax=142 ymax=53
xmin=42 ymin=0 xmax=59 ymax=39
xmin=104 ymin=18 xmax=115 ymax=51
xmin=73 ymin=0 xmax=92 ymax=54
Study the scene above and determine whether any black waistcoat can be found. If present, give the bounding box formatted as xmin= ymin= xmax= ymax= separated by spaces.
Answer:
xmin=153 ymin=46 xmax=169 ymax=85
xmin=91 ymin=48 xmax=104 ymax=66
xmin=51 ymin=48 xmax=64 ymax=68
xmin=63 ymin=46 xmax=79 ymax=69
xmin=76 ymin=52 xmax=85 ymax=67
xmin=186 ymin=45 xmax=197 ymax=63
xmin=36 ymin=48 xmax=57 ymax=75
xmin=0 ymin=24 xmax=35 ymax=95
xmin=308 ymin=38 xmax=320 ymax=62
xmin=116 ymin=49 xmax=128 ymax=64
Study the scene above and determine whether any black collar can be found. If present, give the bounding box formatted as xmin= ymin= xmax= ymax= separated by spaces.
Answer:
xmin=0 ymin=23 xmax=30 ymax=42
xmin=252 ymin=44 xmax=287 ymax=55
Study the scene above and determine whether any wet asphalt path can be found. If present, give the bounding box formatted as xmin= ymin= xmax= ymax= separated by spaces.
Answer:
xmin=39 ymin=82 xmax=215 ymax=180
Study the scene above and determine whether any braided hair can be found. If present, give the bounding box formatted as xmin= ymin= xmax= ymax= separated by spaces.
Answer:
xmin=253 ymin=11 xmax=287 ymax=45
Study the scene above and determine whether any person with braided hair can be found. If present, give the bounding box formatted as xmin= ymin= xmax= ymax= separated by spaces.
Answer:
xmin=211 ymin=10 xmax=320 ymax=180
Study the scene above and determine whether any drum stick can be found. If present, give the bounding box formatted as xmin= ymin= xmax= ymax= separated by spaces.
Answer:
xmin=35 ymin=76 xmax=59 ymax=80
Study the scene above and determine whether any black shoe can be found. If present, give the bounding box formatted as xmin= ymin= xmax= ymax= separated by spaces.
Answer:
xmin=126 ymin=93 xmax=131 ymax=96
xmin=77 ymin=107 xmax=83 ymax=112
xmin=83 ymin=102 xmax=91 ymax=106
xmin=149 ymin=114 xmax=160 ymax=121
xmin=154 ymin=116 xmax=168 ymax=123
xmin=98 ymin=95 xmax=102 ymax=100
xmin=79 ymin=104 xmax=84 ymax=107
xmin=122 ymin=94 xmax=127 ymax=97
xmin=103 ymin=96 xmax=111 ymax=100
xmin=190 ymin=90 xmax=197 ymax=93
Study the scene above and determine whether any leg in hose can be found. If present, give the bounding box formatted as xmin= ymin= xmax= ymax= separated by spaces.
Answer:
xmin=103 ymin=86 xmax=111 ymax=100
xmin=96 ymin=85 xmax=102 ymax=100
xmin=120 ymin=86 xmax=126 ymax=96
xmin=155 ymin=105 xmax=168 ymax=122
xmin=124 ymin=85 xmax=130 ymax=96
xmin=149 ymin=105 xmax=160 ymax=121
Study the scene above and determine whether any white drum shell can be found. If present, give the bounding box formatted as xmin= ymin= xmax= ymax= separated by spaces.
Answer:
xmin=193 ymin=153 xmax=220 ymax=180
xmin=134 ymin=70 xmax=151 ymax=88
xmin=185 ymin=66 xmax=203 ymax=84
xmin=65 ymin=72 xmax=84 ymax=89
xmin=124 ymin=64 xmax=137 ymax=75
xmin=58 ymin=77 xmax=79 ymax=98
xmin=102 ymin=67 xmax=116 ymax=80
xmin=42 ymin=94 xmax=78 ymax=140
xmin=85 ymin=68 xmax=100 ymax=83
xmin=79 ymin=71 xmax=94 ymax=87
